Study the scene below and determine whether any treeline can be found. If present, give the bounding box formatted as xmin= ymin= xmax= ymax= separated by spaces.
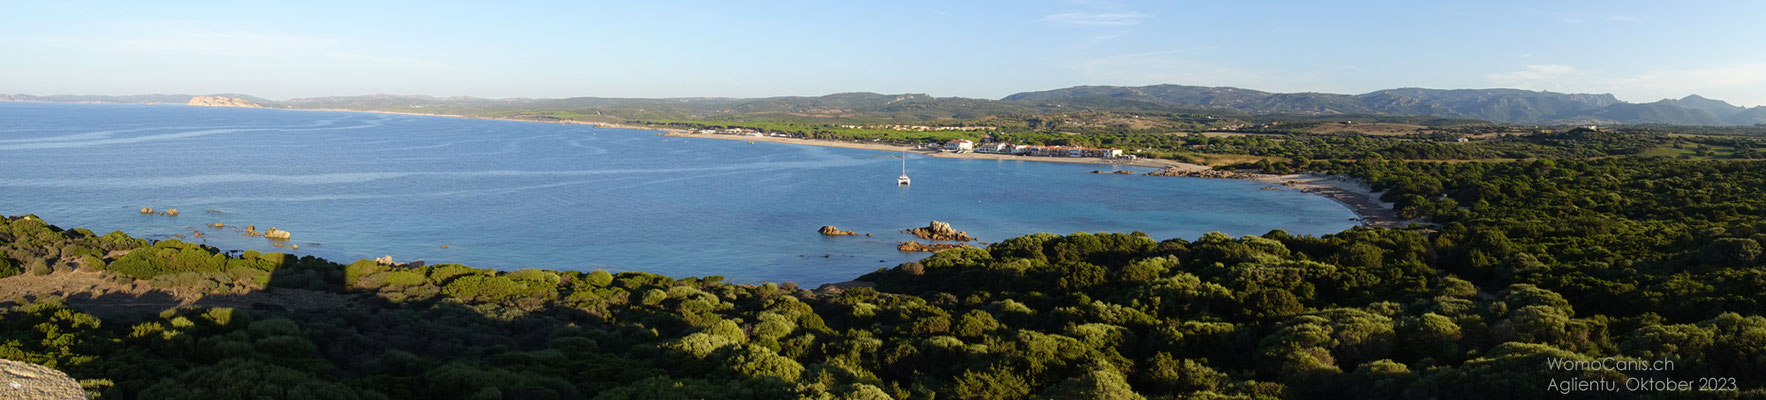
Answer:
xmin=1302 ymin=158 xmax=1766 ymax=322
xmin=619 ymin=115 xmax=1766 ymax=163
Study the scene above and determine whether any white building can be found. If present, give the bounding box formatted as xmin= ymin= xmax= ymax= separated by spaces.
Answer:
xmin=943 ymin=139 xmax=974 ymax=152
xmin=975 ymin=143 xmax=1012 ymax=153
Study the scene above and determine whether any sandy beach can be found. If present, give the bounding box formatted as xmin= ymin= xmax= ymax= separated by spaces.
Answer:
xmin=1247 ymin=173 xmax=1403 ymax=228
xmin=658 ymin=132 xmax=1206 ymax=169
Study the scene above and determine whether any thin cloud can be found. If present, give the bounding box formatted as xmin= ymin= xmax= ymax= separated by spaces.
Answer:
xmin=1487 ymin=64 xmax=1578 ymax=89
xmin=1609 ymin=63 xmax=1766 ymax=105
xmin=1041 ymin=12 xmax=1149 ymax=26
xmin=1059 ymin=50 xmax=1335 ymax=92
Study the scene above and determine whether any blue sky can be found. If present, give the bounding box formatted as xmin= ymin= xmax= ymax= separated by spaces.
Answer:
xmin=4 ymin=1 xmax=1764 ymax=105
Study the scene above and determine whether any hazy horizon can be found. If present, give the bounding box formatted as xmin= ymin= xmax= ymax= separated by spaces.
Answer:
xmin=5 ymin=1 xmax=1765 ymax=106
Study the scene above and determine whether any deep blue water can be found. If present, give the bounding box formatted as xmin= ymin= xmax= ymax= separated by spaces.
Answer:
xmin=0 ymin=103 xmax=1357 ymax=285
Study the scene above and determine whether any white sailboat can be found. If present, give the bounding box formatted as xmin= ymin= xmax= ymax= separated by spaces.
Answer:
xmin=898 ymin=150 xmax=912 ymax=185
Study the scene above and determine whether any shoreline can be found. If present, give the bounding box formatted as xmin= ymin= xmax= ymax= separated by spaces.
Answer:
xmin=286 ymin=107 xmax=1396 ymax=228
xmin=1246 ymin=173 xmax=1403 ymax=228
xmin=657 ymin=132 xmax=1207 ymax=169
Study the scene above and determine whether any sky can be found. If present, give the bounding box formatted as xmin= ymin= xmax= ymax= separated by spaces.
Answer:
xmin=3 ymin=1 xmax=1765 ymax=106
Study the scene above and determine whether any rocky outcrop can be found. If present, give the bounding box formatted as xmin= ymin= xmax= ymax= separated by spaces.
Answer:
xmin=165 ymin=208 xmax=179 ymax=216
xmin=0 ymin=359 xmax=87 ymax=400
xmin=897 ymin=241 xmax=972 ymax=253
xmin=262 ymin=228 xmax=291 ymax=240
xmin=904 ymin=220 xmax=976 ymax=241
xmin=138 ymin=207 xmax=154 ymax=214
xmin=818 ymin=225 xmax=859 ymax=236
xmin=815 ymin=280 xmax=876 ymax=294
xmin=187 ymin=96 xmax=262 ymax=108
xmin=1145 ymin=168 xmax=1259 ymax=179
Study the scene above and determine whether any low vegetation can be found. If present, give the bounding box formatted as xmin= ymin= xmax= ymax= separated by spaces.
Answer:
xmin=4 ymin=152 xmax=1766 ymax=399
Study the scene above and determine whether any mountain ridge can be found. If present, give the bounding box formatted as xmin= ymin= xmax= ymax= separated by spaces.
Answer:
xmin=6 ymin=85 xmax=1763 ymax=126
xmin=1004 ymin=85 xmax=1764 ymax=125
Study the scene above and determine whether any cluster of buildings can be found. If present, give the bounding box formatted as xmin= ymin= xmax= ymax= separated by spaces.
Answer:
xmin=940 ymin=139 xmax=1124 ymax=158
xmin=839 ymin=124 xmax=995 ymax=132
xmin=696 ymin=128 xmax=778 ymax=137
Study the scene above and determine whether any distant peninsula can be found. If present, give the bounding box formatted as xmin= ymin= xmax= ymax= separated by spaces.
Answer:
xmin=187 ymin=95 xmax=262 ymax=108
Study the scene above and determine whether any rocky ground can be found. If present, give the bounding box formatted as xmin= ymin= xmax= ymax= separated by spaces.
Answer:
xmin=0 ymin=360 xmax=86 ymax=400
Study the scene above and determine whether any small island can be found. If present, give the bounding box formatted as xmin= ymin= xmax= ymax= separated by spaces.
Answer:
xmin=187 ymin=95 xmax=262 ymax=108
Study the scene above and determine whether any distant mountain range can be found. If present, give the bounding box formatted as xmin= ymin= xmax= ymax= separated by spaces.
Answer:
xmin=7 ymin=85 xmax=1764 ymax=126
xmin=1003 ymin=85 xmax=1766 ymax=126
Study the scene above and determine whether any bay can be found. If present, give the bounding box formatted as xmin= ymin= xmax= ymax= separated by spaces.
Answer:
xmin=0 ymin=103 xmax=1358 ymax=285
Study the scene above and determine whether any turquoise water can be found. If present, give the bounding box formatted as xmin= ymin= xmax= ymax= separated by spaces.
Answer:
xmin=0 ymin=103 xmax=1358 ymax=285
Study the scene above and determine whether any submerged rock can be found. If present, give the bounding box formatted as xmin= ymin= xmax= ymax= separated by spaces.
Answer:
xmin=818 ymin=225 xmax=859 ymax=236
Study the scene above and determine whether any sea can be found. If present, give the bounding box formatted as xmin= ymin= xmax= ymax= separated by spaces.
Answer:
xmin=0 ymin=102 xmax=1359 ymax=285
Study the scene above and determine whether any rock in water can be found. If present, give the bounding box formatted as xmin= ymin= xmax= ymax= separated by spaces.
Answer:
xmin=0 ymin=359 xmax=86 ymax=399
xmin=905 ymin=220 xmax=977 ymax=241
xmin=263 ymin=228 xmax=291 ymax=240
xmin=165 ymin=208 xmax=179 ymax=216
xmin=897 ymin=241 xmax=972 ymax=253
xmin=818 ymin=225 xmax=859 ymax=236
xmin=139 ymin=207 xmax=154 ymax=214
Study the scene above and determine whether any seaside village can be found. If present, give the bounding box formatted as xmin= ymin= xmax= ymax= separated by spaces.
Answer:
xmin=697 ymin=128 xmax=1129 ymax=160
xmin=935 ymin=139 xmax=1127 ymax=159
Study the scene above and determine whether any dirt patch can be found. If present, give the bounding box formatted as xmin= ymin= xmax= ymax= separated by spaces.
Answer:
xmin=0 ymin=270 xmax=364 ymax=318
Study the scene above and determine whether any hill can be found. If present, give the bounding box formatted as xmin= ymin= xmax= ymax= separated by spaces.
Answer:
xmin=1005 ymin=85 xmax=1765 ymax=126
xmin=10 ymin=85 xmax=1766 ymax=126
